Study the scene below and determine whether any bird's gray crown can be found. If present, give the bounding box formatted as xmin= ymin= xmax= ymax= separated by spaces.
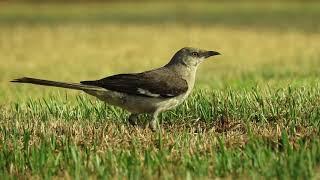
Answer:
xmin=165 ymin=47 xmax=220 ymax=67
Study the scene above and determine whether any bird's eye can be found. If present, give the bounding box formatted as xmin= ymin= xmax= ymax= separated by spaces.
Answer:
xmin=191 ymin=52 xmax=199 ymax=56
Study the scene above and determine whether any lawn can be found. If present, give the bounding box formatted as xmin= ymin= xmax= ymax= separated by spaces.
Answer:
xmin=0 ymin=2 xmax=320 ymax=179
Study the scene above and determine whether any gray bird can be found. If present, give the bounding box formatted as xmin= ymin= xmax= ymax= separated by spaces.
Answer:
xmin=11 ymin=47 xmax=220 ymax=131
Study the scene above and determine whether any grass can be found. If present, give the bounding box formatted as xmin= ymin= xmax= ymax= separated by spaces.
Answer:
xmin=0 ymin=2 xmax=320 ymax=32
xmin=0 ymin=2 xmax=320 ymax=179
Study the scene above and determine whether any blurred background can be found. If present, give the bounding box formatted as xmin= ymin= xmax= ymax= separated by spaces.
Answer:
xmin=0 ymin=0 xmax=319 ymax=101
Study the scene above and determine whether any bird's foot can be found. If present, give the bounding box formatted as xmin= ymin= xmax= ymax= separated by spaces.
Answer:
xmin=128 ymin=114 xmax=139 ymax=126
xmin=149 ymin=119 xmax=159 ymax=132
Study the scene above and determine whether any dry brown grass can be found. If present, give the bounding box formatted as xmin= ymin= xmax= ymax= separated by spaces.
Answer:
xmin=1 ymin=105 xmax=317 ymax=156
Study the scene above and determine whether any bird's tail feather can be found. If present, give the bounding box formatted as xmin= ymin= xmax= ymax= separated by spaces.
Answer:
xmin=11 ymin=77 xmax=103 ymax=91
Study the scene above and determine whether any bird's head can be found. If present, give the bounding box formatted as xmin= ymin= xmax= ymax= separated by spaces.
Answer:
xmin=167 ymin=47 xmax=221 ymax=68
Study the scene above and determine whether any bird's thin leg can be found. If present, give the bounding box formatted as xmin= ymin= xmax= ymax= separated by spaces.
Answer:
xmin=128 ymin=113 xmax=139 ymax=126
xmin=150 ymin=111 xmax=160 ymax=131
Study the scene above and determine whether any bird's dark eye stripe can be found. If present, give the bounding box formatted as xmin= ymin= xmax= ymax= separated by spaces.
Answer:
xmin=191 ymin=52 xmax=199 ymax=56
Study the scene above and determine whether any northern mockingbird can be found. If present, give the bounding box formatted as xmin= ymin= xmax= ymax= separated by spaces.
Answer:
xmin=11 ymin=47 xmax=220 ymax=131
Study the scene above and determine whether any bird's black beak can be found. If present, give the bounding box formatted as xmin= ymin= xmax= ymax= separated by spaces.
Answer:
xmin=204 ymin=51 xmax=221 ymax=58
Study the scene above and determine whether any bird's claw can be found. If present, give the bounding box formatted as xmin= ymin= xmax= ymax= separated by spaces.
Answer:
xmin=128 ymin=114 xmax=138 ymax=126
xmin=149 ymin=120 xmax=159 ymax=132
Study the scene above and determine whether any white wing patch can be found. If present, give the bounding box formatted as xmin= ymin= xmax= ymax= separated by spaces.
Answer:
xmin=137 ymin=88 xmax=160 ymax=97
xmin=165 ymin=94 xmax=174 ymax=97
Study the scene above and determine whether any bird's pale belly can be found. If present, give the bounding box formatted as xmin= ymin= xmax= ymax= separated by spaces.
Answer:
xmin=85 ymin=89 xmax=188 ymax=114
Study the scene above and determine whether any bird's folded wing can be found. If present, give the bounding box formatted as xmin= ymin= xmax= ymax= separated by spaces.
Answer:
xmin=80 ymin=69 xmax=188 ymax=98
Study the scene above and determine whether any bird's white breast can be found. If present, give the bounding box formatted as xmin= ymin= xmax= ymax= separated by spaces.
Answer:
xmin=155 ymin=66 xmax=197 ymax=112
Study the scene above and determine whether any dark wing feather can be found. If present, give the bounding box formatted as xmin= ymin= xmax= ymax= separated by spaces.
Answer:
xmin=81 ymin=68 xmax=188 ymax=98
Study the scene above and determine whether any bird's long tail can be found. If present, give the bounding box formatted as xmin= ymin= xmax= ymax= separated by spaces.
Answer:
xmin=11 ymin=77 xmax=103 ymax=91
